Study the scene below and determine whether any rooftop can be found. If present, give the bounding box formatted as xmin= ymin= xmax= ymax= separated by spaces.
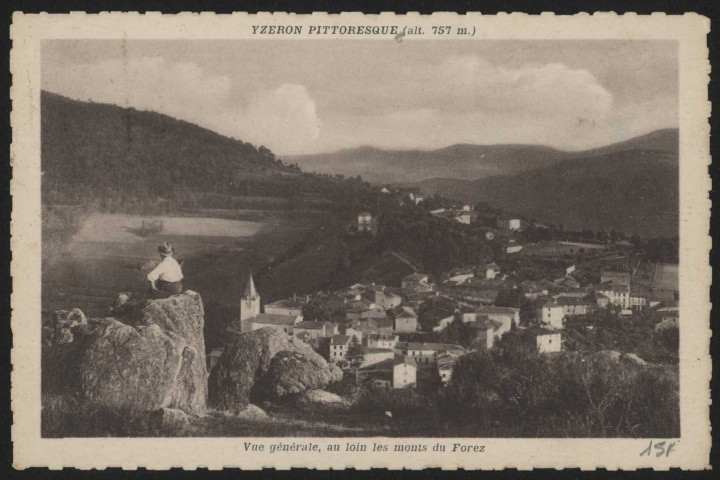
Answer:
xmin=295 ymin=321 xmax=333 ymax=330
xmin=251 ymin=313 xmax=299 ymax=326
xmin=265 ymin=298 xmax=306 ymax=309
xmin=330 ymin=335 xmax=351 ymax=346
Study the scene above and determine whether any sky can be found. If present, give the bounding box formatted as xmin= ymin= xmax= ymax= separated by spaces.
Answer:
xmin=42 ymin=39 xmax=678 ymax=156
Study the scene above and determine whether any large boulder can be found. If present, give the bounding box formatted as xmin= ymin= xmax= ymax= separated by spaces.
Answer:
xmin=256 ymin=351 xmax=343 ymax=399
xmin=42 ymin=291 xmax=208 ymax=415
xmin=299 ymin=389 xmax=346 ymax=406
xmin=208 ymin=328 xmax=342 ymax=412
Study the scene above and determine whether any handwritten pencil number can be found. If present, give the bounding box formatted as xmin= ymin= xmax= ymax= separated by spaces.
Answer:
xmin=640 ymin=440 xmax=677 ymax=457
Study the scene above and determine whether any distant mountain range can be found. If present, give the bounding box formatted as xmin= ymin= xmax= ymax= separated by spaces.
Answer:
xmin=291 ymin=129 xmax=679 ymax=237
xmin=409 ymin=129 xmax=679 ymax=237
xmin=287 ymin=144 xmax=573 ymax=184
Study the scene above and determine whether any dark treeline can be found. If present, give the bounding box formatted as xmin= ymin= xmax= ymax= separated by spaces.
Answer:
xmin=41 ymin=91 xmax=376 ymax=211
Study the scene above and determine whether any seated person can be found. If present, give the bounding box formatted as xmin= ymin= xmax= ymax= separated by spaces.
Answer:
xmin=147 ymin=242 xmax=184 ymax=295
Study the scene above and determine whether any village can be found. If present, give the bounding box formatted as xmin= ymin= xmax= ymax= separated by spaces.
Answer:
xmin=207 ymin=189 xmax=680 ymax=392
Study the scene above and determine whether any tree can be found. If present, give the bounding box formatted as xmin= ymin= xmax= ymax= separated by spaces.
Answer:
xmin=301 ymin=297 xmax=331 ymax=323
xmin=346 ymin=336 xmax=365 ymax=370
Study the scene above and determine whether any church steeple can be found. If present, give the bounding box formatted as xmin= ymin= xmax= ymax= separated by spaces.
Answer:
xmin=243 ymin=274 xmax=258 ymax=299
xmin=240 ymin=273 xmax=261 ymax=333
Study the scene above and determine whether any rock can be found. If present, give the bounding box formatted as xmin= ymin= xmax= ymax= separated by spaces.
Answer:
xmin=257 ymin=351 xmax=343 ymax=399
xmin=43 ymin=308 xmax=89 ymax=347
xmin=147 ymin=407 xmax=190 ymax=435
xmin=623 ymin=353 xmax=648 ymax=366
xmin=53 ymin=308 xmax=88 ymax=329
xmin=300 ymin=389 xmax=346 ymax=406
xmin=42 ymin=291 xmax=208 ymax=416
xmin=235 ymin=404 xmax=268 ymax=420
xmin=208 ymin=328 xmax=342 ymax=412
xmin=595 ymin=350 xmax=622 ymax=363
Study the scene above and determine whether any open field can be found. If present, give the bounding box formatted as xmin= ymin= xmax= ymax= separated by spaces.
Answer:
xmin=42 ymin=210 xmax=328 ymax=319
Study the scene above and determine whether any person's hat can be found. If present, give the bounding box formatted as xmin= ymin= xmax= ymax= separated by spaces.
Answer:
xmin=158 ymin=242 xmax=174 ymax=256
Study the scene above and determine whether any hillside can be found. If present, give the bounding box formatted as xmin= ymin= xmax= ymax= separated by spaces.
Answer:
xmin=41 ymin=91 xmax=374 ymax=209
xmin=287 ymin=144 xmax=573 ymax=184
xmin=413 ymin=133 xmax=679 ymax=237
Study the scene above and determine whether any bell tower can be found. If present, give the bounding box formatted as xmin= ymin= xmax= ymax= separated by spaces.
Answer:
xmin=240 ymin=273 xmax=261 ymax=332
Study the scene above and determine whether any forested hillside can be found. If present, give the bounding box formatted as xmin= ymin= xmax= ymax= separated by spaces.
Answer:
xmin=411 ymin=129 xmax=679 ymax=237
xmin=41 ymin=92 xmax=373 ymax=210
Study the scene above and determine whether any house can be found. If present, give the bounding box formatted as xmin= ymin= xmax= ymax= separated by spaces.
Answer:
xmin=345 ymin=300 xmax=387 ymax=322
xmin=393 ymin=355 xmax=418 ymax=388
xmin=395 ymin=342 xmax=465 ymax=366
xmin=357 ymin=211 xmax=373 ymax=233
xmin=600 ymin=270 xmax=631 ymax=286
xmin=595 ymin=292 xmax=611 ymax=308
xmin=437 ymin=353 xmax=457 ymax=385
xmin=556 ymin=297 xmax=597 ymax=316
xmin=330 ymin=335 xmax=352 ymax=362
xmin=264 ymin=297 xmax=306 ymax=317
xmin=468 ymin=318 xmax=495 ymax=350
xmin=446 ymin=267 xmax=475 ymax=284
xmin=363 ymin=287 xmax=403 ymax=310
xmin=239 ymin=274 xmax=262 ymax=333
xmin=629 ymin=291 xmax=648 ymax=310
xmin=361 ymin=347 xmax=395 ymax=367
xmin=536 ymin=329 xmax=562 ymax=354
xmin=394 ymin=307 xmax=418 ymax=333
xmin=497 ymin=217 xmax=523 ymax=231
xmin=349 ymin=318 xmax=395 ymax=338
xmin=462 ymin=306 xmax=520 ymax=331
xmin=401 ymin=273 xmax=432 ymax=291
xmin=249 ymin=313 xmax=303 ymax=336
xmin=596 ymin=283 xmax=631 ymax=308
xmin=368 ymin=333 xmax=399 ymax=349
xmin=506 ymin=244 xmax=523 ymax=254
xmin=538 ymin=302 xmax=564 ymax=330
xmin=381 ymin=186 xmax=391 ymax=194
xmin=463 ymin=204 xmax=472 ymax=212
xmin=293 ymin=321 xmax=337 ymax=340
xmin=454 ymin=212 xmax=471 ymax=225
xmin=444 ymin=284 xmax=501 ymax=305
xmin=522 ymin=281 xmax=548 ymax=300
xmin=480 ymin=262 xmax=501 ymax=280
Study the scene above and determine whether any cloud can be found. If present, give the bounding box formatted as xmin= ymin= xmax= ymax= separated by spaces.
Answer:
xmin=400 ymin=55 xmax=614 ymax=120
xmin=43 ymin=57 xmax=321 ymax=155
xmin=240 ymin=84 xmax=321 ymax=152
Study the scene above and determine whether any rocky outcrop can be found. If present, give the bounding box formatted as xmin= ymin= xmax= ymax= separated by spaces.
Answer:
xmin=43 ymin=308 xmax=88 ymax=347
xmin=299 ymin=389 xmax=346 ymax=406
xmin=42 ymin=291 xmax=208 ymax=415
xmin=256 ymin=351 xmax=343 ymax=399
xmin=208 ymin=328 xmax=342 ymax=412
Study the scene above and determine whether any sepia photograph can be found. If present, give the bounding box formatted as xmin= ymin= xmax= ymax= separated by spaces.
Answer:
xmin=38 ymin=37 xmax=682 ymax=439
xmin=10 ymin=11 xmax=711 ymax=470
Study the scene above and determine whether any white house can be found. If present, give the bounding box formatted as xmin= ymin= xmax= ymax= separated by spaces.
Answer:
xmin=536 ymin=330 xmax=562 ymax=354
xmin=368 ymin=333 xmax=399 ymax=350
xmin=395 ymin=342 xmax=465 ymax=366
xmin=454 ymin=212 xmax=471 ymax=225
xmin=481 ymin=262 xmax=501 ymax=280
xmin=293 ymin=321 xmax=337 ymax=340
xmin=538 ymin=302 xmax=564 ymax=330
xmin=249 ymin=313 xmax=303 ymax=336
xmin=596 ymin=283 xmax=631 ymax=308
xmin=357 ymin=211 xmax=373 ymax=233
xmin=497 ymin=218 xmax=523 ymax=230
xmin=361 ymin=347 xmax=395 ymax=367
xmin=393 ymin=355 xmax=417 ymax=389
xmin=462 ymin=306 xmax=520 ymax=331
xmin=402 ymin=273 xmax=431 ymax=290
xmin=330 ymin=335 xmax=352 ymax=362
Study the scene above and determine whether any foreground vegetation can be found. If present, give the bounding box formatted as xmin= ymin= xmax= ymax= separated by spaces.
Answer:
xmin=43 ymin=345 xmax=678 ymax=438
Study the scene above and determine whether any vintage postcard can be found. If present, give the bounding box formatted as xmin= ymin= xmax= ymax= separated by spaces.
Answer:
xmin=10 ymin=12 xmax=711 ymax=470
